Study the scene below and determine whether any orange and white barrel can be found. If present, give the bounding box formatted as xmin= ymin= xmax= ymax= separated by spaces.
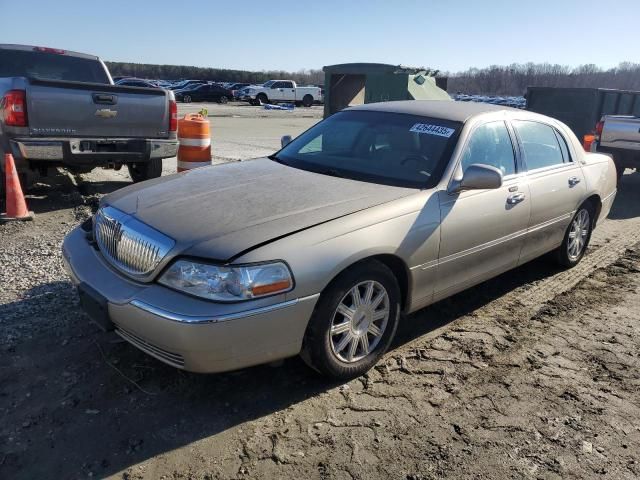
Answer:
xmin=177 ymin=114 xmax=211 ymax=171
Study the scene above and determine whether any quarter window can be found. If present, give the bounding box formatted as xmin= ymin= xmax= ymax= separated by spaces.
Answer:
xmin=460 ymin=121 xmax=516 ymax=176
xmin=554 ymin=130 xmax=572 ymax=163
xmin=513 ymin=121 xmax=564 ymax=170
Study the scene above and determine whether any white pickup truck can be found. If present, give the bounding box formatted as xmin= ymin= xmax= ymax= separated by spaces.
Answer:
xmin=594 ymin=115 xmax=640 ymax=183
xmin=240 ymin=80 xmax=322 ymax=107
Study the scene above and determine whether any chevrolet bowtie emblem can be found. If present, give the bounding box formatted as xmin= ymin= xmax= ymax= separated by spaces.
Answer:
xmin=95 ymin=108 xmax=118 ymax=118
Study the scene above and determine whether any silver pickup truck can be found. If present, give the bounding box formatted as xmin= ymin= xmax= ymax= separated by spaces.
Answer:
xmin=0 ymin=44 xmax=178 ymax=190
xmin=594 ymin=115 xmax=640 ymax=182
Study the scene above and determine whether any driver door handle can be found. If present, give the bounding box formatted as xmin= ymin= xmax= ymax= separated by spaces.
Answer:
xmin=568 ymin=176 xmax=581 ymax=186
xmin=507 ymin=193 xmax=526 ymax=205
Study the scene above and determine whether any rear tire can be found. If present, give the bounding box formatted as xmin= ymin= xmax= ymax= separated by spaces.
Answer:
xmin=302 ymin=94 xmax=314 ymax=107
xmin=127 ymin=158 xmax=162 ymax=183
xmin=183 ymin=95 xmax=192 ymax=103
xmin=555 ymin=203 xmax=594 ymax=268
xmin=219 ymin=95 xmax=228 ymax=104
xmin=301 ymin=260 xmax=401 ymax=380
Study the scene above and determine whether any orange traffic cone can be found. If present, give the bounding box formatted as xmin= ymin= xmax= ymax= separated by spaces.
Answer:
xmin=1 ymin=153 xmax=33 ymax=223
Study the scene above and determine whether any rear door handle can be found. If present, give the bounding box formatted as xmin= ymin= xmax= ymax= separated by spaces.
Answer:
xmin=568 ymin=176 xmax=581 ymax=186
xmin=507 ymin=193 xmax=526 ymax=205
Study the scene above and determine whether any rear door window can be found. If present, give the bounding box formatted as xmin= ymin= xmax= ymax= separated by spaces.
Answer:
xmin=513 ymin=121 xmax=565 ymax=170
xmin=0 ymin=49 xmax=110 ymax=83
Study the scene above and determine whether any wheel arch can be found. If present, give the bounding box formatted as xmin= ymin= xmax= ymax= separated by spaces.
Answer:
xmin=583 ymin=193 xmax=602 ymax=227
xmin=318 ymin=253 xmax=411 ymax=313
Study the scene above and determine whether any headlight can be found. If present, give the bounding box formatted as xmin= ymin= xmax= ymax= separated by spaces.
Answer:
xmin=159 ymin=260 xmax=293 ymax=301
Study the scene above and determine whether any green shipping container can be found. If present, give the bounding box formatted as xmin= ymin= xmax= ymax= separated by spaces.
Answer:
xmin=322 ymin=63 xmax=451 ymax=118
xmin=526 ymin=87 xmax=640 ymax=139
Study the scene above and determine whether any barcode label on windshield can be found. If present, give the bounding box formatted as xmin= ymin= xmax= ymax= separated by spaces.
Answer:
xmin=409 ymin=123 xmax=455 ymax=137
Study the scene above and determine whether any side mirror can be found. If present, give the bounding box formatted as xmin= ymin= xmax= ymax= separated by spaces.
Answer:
xmin=451 ymin=164 xmax=503 ymax=193
xmin=281 ymin=135 xmax=292 ymax=148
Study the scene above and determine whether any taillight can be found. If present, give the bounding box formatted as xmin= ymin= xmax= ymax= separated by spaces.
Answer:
xmin=169 ymin=100 xmax=177 ymax=132
xmin=594 ymin=120 xmax=604 ymax=140
xmin=2 ymin=90 xmax=28 ymax=127
xmin=33 ymin=46 xmax=65 ymax=54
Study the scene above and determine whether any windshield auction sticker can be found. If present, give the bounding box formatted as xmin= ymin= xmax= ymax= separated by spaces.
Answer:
xmin=409 ymin=123 xmax=455 ymax=137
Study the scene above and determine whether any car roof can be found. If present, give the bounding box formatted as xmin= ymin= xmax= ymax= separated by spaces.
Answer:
xmin=347 ymin=100 xmax=523 ymax=123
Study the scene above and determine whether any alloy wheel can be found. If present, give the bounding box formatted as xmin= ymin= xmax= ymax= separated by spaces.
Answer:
xmin=330 ymin=281 xmax=389 ymax=363
xmin=567 ymin=209 xmax=590 ymax=260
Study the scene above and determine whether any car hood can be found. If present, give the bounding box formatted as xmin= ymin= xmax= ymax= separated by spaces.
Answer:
xmin=102 ymin=158 xmax=417 ymax=261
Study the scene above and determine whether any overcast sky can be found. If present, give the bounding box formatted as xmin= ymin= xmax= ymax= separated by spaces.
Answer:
xmin=2 ymin=0 xmax=637 ymax=72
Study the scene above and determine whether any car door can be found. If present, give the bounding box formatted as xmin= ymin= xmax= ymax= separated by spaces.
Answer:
xmin=435 ymin=120 xmax=531 ymax=300
xmin=268 ymin=81 xmax=285 ymax=101
xmin=280 ymin=81 xmax=296 ymax=102
xmin=190 ymin=85 xmax=206 ymax=101
xmin=512 ymin=120 xmax=587 ymax=263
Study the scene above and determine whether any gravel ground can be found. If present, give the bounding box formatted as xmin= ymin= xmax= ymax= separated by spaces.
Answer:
xmin=1 ymin=121 xmax=640 ymax=478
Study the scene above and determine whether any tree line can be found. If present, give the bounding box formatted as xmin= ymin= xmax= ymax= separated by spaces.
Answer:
xmin=447 ymin=62 xmax=640 ymax=96
xmin=106 ymin=60 xmax=640 ymax=95
xmin=105 ymin=61 xmax=325 ymax=85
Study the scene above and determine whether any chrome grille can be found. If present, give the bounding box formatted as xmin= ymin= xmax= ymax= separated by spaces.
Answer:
xmin=94 ymin=206 xmax=175 ymax=278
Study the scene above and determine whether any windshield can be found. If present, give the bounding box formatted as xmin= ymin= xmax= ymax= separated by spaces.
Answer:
xmin=263 ymin=80 xmax=275 ymax=88
xmin=275 ymin=110 xmax=461 ymax=188
xmin=0 ymin=49 xmax=110 ymax=83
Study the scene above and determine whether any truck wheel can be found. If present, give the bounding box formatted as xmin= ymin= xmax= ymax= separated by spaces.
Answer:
xmin=219 ymin=95 xmax=228 ymax=104
xmin=302 ymin=94 xmax=314 ymax=107
xmin=257 ymin=93 xmax=268 ymax=105
xmin=183 ymin=95 xmax=192 ymax=103
xmin=127 ymin=159 xmax=162 ymax=183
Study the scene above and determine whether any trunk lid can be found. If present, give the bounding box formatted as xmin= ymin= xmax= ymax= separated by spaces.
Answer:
xmin=26 ymin=78 xmax=170 ymax=138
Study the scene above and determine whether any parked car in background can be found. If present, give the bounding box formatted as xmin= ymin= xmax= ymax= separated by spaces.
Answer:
xmin=174 ymin=83 xmax=233 ymax=103
xmin=0 ymin=44 xmax=178 ymax=190
xmin=593 ymin=115 xmax=640 ymax=182
xmin=63 ymin=100 xmax=616 ymax=380
xmin=115 ymin=78 xmax=159 ymax=88
xmin=226 ymin=82 xmax=250 ymax=99
xmin=235 ymin=84 xmax=258 ymax=100
xmin=169 ymin=79 xmax=205 ymax=90
xmin=241 ymin=80 xmax=322 ymax=107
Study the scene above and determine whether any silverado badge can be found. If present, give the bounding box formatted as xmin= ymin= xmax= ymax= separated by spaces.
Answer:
xmin=95 ymin=108 xmax=118 ymax=119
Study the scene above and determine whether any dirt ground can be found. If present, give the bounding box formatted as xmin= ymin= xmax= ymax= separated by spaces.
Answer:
xmin=2 ymin=124 xmax=640 ymax=478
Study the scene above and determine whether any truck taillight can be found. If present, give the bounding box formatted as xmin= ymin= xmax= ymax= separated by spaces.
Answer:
xmin=33 ymin=46 xmax=65 ymax=54
xmin=169 ymin=100 xmax=177 ymax=132
xmin=594 ymin=120 xmax=604 ymax=140
xmin=2 ymin=90 xmax=28 ymax=127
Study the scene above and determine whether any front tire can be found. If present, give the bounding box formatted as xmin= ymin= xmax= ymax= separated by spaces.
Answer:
xmin=183 ymin=95 xmax=192 ymax=103
xmin=555 ymin=203 xmax=593 ymax=268
xmin=219 ymin=95 xmax=228 ymax=104
xmin=127 ymin=158 xmax=162 ymax=183
xmin=256 ymin=93 xmax=269 ymax=105
xmin=301 ymin=260 xmax=401 ymax=380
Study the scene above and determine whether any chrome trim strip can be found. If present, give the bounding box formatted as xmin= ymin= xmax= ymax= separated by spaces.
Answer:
xmin=130 ymin=293 xmax=320 ymax=324
xmin=602 ymin=189 xmax=616 ymax=203
xmin=410 ymin=212 xmax=573 ymax=270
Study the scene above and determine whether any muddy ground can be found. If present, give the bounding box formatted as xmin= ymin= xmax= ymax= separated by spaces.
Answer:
xmin=2 ymin=158 xmax=640 ymax=479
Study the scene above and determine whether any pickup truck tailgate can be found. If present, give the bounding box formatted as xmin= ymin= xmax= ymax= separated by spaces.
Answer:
xmin=26 ymin=78 xmax=170 ymax=138
xmin=601 ymin=115 xmax=640 ymax=151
